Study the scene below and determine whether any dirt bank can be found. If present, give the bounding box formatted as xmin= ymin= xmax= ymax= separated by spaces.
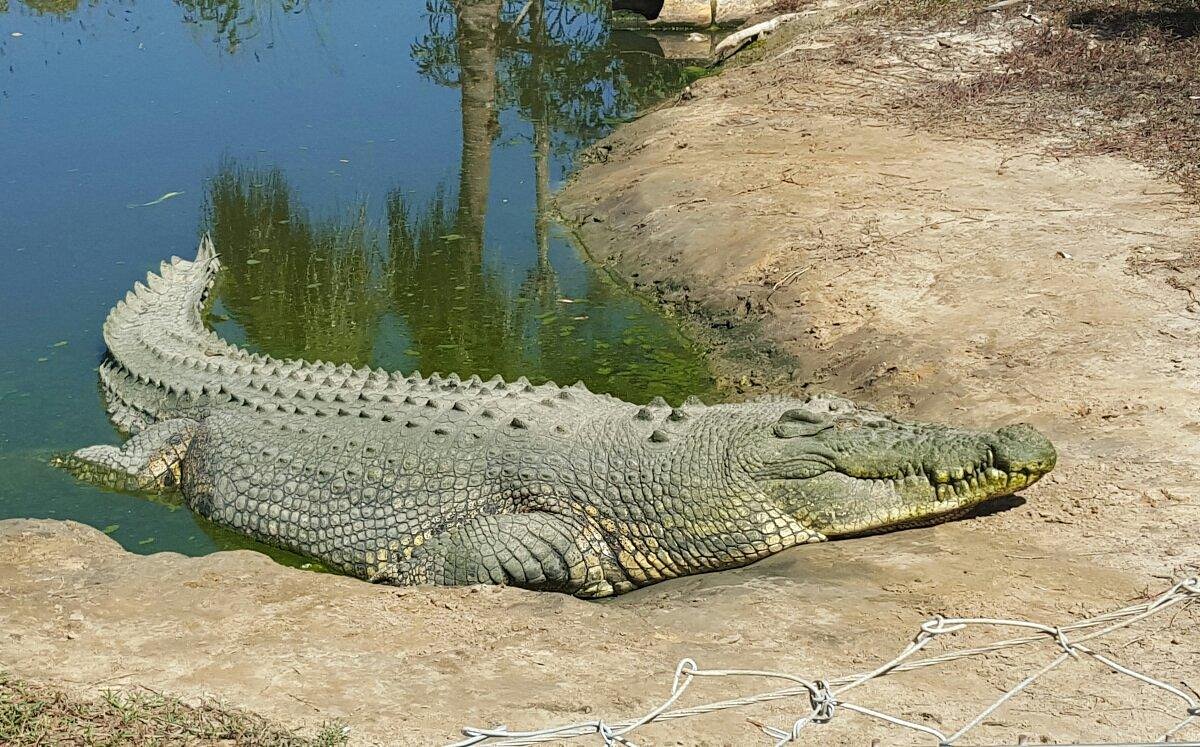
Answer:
xmin=3 ymin=517 xmax=1196 ymax=746
xmin=4 ymin=4 xmax=1200 ymax=746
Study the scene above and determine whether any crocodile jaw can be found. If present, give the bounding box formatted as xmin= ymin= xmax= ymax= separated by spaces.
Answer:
xmin=771 ymin=463 xmax=1049 ymax=538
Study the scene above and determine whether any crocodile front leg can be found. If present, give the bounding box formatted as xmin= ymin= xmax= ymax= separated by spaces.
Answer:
xmin=54 ymin=418 xmax=199 ymax=494
xmin=374 ymin=512 xmax=632 ymax=598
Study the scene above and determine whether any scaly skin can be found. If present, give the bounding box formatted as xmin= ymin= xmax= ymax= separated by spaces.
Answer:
xmin=57 ymin=239 xmax=1057 ymax=597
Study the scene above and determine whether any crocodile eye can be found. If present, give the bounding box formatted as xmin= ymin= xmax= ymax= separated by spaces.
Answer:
xmin=780 ymin=409 xmax=824 ymax=424
xmin=773 ymin=409 xmax=831 ymax=439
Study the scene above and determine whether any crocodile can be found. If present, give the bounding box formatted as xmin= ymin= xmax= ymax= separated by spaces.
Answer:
xmin=58 ymin=238 xmax=1056 ymax=597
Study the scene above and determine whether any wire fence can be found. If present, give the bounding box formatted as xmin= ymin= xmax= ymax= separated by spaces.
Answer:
xmin=451 ymin=576 xmax=1199 ymax=747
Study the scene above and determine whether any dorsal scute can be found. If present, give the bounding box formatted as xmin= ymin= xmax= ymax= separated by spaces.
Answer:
xmin=102 ymin=240 xmax=621 ymax=429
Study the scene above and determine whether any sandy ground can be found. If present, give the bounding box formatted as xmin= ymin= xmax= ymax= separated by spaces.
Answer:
xmin=4 ymin=6 xmax=1200 ymax=747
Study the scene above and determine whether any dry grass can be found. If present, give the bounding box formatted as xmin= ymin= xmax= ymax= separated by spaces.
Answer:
xmin=770 ymin=0 xmax=993 ymax=20
xmin=763 ymin=0 xmax=1199 ymax=195
xmin=908 ymin=0 xmax=1200 ymax=194
xmin=0 ymin=672 xmax=349 ymax=746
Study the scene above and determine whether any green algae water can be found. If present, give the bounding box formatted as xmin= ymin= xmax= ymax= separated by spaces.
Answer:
xmin=0 ymin=0 xmax=716 ymax=561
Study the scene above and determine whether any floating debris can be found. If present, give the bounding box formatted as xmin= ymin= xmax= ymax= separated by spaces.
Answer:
xmin=126 ymin=191 xmax=184 ymax=208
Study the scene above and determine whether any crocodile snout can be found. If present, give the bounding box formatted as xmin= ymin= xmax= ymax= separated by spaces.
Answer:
xmin=988 ymin=424 xmax=1057 ymax=480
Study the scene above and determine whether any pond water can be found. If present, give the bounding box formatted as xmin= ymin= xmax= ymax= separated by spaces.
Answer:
xmin=0 ymin=0 xmax=717 ymax=561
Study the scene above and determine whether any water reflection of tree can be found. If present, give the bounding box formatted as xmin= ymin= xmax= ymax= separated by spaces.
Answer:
xmin=398 ymin=0 xmax=714 ymax=401
xmin=5 ymin=0 xmax=308 ymax=52
xmin=198 ymin=1 xmax=713 ymax=402
xmin=384 ymin=190 xmax=527 ymax=378
xmin=381 ymin=0 xmax=524 ymax=380
xmin=14 ymin=0 xmax=80 ymax=15
xmin=205 ymin=164 xmax=383 ymax=366
xmin=206 ymin=158 xmax=713 ymax=403
xmin=174 ymin=0 xmax=307 ymax=53
xmin=413 ymin=0 xmax=696 ymax=160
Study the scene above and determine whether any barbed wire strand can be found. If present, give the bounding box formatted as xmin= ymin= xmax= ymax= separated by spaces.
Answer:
xmin=450 ymin=577 xmax=1199 ymax=747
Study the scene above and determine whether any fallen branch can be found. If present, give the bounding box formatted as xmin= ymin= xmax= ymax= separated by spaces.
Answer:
xmin=714 ymin=13 xmax=804 ymax=60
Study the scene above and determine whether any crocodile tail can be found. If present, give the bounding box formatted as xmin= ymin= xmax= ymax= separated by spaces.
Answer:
xmin=97 ymin=238 xmax=226 ymax=429
xmin=195 ymin=232 xmax=220 ymax=271
xmin=103 ymin=237 xmax=220 ymax=344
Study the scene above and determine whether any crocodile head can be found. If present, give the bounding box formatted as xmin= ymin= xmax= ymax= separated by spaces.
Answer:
xmin=742 ymin=395 xmax=1056 ymax=538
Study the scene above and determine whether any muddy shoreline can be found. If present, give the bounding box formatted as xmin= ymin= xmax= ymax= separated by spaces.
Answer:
xmin=4 ymin=6 xmax=1200 ymax=746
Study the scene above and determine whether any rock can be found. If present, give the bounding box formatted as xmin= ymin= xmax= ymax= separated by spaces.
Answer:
xmin=652 ymin=0 xmax=712 ymax=28
xmin=715 ymin=0 xmax=779 ymax=25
